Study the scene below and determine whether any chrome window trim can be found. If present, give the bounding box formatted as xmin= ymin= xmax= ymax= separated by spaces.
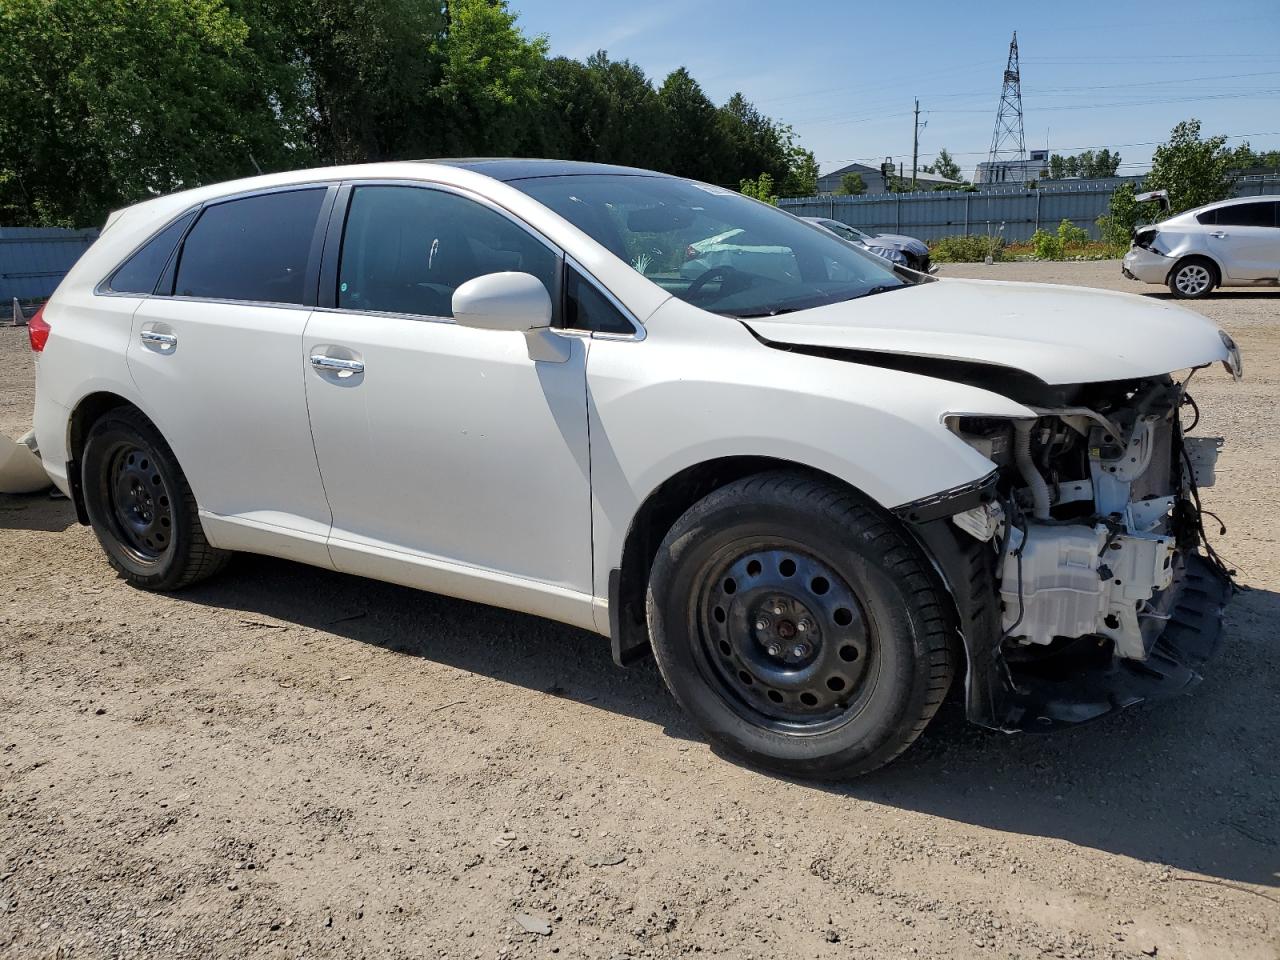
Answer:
xmin=564 ymin=255 xmax=646 ymax=342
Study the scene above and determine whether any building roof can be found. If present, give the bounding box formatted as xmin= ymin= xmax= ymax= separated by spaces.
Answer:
xmin=819 ymin=161 xmax=960 ymax=185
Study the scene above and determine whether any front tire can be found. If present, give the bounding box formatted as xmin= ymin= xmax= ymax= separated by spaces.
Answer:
xmin=646 ymin=471 xmax=955 ymax=780
xmin=1168 ymin=257 xmax=1217 ymax=299
xmin=82 ymin=407 xmax=230 ymax=590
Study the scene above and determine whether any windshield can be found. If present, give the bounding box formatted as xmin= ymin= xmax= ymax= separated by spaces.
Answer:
xmin=511 ymin=174 xmax=917 ymax=317
xmin=819 ymin=219 xmax=873 ymax=243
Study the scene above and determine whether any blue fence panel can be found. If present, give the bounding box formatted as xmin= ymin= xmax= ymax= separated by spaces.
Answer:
xmin=0 ymin=227 xmax=99 ymax=301
xmin=782 ymin=175 xmax=1280 ymax=244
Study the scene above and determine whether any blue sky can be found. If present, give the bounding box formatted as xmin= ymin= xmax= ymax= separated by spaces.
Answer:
xmin=511 ymin=0 xmax=1280 ymax=179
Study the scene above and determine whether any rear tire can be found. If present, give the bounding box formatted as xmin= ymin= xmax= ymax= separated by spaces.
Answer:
xmin=646 ymin=470 xmax=955 ymax=780
xmin=1168 ymin=257 xmax=1217 ymax=299
xmin=81 ymin=407 xmax=230 ymax=590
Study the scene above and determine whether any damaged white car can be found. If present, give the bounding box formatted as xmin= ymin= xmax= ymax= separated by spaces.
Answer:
xmin=31 ymin=160 xmax=1238 ymax=778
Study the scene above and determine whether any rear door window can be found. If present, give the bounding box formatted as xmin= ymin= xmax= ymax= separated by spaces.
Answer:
xmin=107 ymin=211 xmax=196 ymax=294
xmin=174 ymin=189 xmax=326 ymax=304
xmin=1214 ymin=202 xmax=1276 ymax=228
xmin=336 ymin=185 xmax=559 ymax=320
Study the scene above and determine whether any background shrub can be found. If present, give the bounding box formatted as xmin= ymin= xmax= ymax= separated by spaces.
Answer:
xmin=929 ymin=235 xmax=1006 ymax=263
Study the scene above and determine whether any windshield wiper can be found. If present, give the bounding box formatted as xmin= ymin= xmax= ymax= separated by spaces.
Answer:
xmin=732 ymin=306 xmax=804 ymax=318
xmin=857 ymin=283 xmax=904 ymax=298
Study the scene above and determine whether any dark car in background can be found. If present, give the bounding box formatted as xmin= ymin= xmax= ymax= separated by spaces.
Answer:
xmin=804 ymin=217 xmax=932 ymax=273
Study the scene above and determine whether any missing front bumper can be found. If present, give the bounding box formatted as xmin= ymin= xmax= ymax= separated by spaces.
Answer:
xmin=971 ymin=552 xmax=1231 ymax=732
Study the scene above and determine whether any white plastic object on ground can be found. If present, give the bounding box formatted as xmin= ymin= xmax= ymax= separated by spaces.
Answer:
xmin=0 ymin=429 xmax=51 ymax=494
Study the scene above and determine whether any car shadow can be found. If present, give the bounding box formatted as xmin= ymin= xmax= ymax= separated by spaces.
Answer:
xmin=182 ymin=553 xmax=1279 ymax=889
xmin=0 ymin=491 xmax=77 ymax=532
xmin=1143 ymin=289 xmax=1280 ymax=300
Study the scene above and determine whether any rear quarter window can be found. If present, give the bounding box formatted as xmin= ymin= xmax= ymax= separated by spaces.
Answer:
xmin=106 ymin=211 xmax=196 ymax=295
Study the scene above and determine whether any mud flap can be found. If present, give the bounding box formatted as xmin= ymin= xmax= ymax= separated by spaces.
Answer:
xmin=0 ymin=430 xmax=51 ymax=494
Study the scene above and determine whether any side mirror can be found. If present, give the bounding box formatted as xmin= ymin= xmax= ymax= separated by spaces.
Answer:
xmin=451 ymin=272 xmax=551 ymax=332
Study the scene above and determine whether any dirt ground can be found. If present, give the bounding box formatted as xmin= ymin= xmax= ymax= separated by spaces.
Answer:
xmin=1 ymin=261 xmax=1277 ymax=960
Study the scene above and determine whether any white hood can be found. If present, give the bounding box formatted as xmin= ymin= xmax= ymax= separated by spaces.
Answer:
xmin=741 ymin=278 xmax=1231 ymax=385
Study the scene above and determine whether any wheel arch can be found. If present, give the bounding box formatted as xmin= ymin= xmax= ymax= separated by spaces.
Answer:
xmin=607 ymin=455 xmax=964 ymax=669
xmin=64 ymin=391 xmax=154 ymax=525
xmin=1167 ymin=251 xmax=1222 ymax=287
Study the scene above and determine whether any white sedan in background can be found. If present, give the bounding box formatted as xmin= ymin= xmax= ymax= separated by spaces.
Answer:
xmin=31 ymin=160 xmax=1237 ymax=778
xmin=1124 ymin=195 xmax=1280 ymax=298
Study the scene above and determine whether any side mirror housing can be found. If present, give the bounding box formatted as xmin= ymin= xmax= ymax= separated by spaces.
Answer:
xmin=451 ymin=272 xmax=552 ymax=332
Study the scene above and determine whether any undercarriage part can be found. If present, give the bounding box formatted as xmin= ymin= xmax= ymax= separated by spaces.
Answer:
xmin=1182 ymin=436 xmax=1223 ymax=488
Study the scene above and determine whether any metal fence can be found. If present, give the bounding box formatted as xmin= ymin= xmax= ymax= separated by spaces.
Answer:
xmin=0 ymin=227 xmax=99 ymax=302
xmin=781 ymin=175 xmax=1280 ymax=243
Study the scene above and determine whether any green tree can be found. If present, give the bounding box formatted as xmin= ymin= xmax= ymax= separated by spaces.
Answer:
xmin=838 ymin=172 xmax=866 ymax=195
xmin=432 ymin=0 xmax=548 ymax=156
xmin=1142 ymin=119 xmax=1234 ymax=215
xmin=1097 ymin=181 xmax=1156 ymax=252
xmin=923 ymin=147 xmax=960 ymax=181
xmin=1047 ymin=149 xmax=1121 ymax=179
xmin=717 ymin=93 xmax=792 ymax=188
xmin=0 ymin=0 xmax=309 ymax=226
xmin=582 ymin=51 xmax=668 ymax=170
xmin=740 ymin=172 xmax=778 ymax=205
xmin=656 ymin=67 xmax=723 ymax=182
xmin=780 ymin=146 xmax=818 ymax=197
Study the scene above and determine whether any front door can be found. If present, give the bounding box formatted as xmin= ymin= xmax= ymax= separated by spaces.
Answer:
xmin=1206 ymin=200 xmax=1280 ymax=280
xmin=302 ymin=183 xmax=595 ymax=626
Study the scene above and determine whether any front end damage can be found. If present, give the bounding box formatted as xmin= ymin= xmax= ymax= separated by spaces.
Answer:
xmin=900 ymin=372 xmax=1236 ymax=732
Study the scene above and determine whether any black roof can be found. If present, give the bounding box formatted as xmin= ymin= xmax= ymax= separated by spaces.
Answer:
xmin=420 ymin=158 xmax=673 ymax=182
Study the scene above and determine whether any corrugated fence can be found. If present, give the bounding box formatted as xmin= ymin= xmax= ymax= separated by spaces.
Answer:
xmin=0 ymin=227 xmax=99 ymax=303
xmin=781 ymin=176 xmax=1280 ymax=243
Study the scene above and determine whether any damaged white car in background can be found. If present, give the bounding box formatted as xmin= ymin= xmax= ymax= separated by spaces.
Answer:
xmin=29 ymin=160 xmax=1239 ymax=779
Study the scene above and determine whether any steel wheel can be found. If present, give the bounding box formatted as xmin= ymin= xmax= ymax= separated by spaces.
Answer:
xmin=693 ymin=541 xmax=877 ymax=735
xmin=1173 ymin=262 xmax=1212 ymax=297
xmin=103 ymin=441 xmax=174 ymax=564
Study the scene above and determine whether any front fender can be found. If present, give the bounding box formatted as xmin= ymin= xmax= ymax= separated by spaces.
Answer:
xmin=586 ymin=301 xmax=1035 ymax=598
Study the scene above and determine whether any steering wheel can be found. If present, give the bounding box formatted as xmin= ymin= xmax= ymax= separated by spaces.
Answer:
xmin=685 ymin=265 xmax=742 ymax=301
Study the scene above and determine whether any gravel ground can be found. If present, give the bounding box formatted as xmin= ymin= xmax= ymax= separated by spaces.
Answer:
xmin=1 ymin=261 xmax=1277 ymax=960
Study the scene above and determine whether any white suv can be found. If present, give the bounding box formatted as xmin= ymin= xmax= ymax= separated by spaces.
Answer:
xmin=1123 ymin=195 xmax=1280 ymax=298
xmin=31 ymin=160 xmax=1240 ymax=778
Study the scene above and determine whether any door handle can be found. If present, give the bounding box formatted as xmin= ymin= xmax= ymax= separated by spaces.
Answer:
xmin=310 ymin=354 xmax=364 ymax=375
xmin=140 ymin=329 xmax=177 ymax=349
xmin=1211 ymin=231 xmax=1228 ymax=239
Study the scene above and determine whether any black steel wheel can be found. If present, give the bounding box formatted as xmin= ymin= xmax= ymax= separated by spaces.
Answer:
xmin=694 ymin=543 xmax=876 ymax=734
xmin=103 ymin=441 xmax=174 ymax=563
xmin=82 ymin=406 xmax=230 ymax=590
xmin=647 ymin=470 xmax=955 ymax=780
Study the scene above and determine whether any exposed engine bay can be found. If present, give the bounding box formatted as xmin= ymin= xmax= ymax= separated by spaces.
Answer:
xmin=948 ymin=374 xmax=1228 ymax=658
xmin=921 ymin=372 xmax=1235 ymax=731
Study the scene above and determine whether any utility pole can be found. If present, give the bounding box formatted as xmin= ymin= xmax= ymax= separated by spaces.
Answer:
xmin=912 ymin=98 xmax=920 ymax=189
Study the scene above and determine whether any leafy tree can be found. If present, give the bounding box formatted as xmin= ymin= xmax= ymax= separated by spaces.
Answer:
xmin=0 ymin=0 xmax=309 ymax=226
xmin=838 ymin=172 xmax=866 ymax=196
xmin=656 ymin=68 xmax=723 ymax=183
xmin=717 ymin=93 xmax=791 ymax=188
xmin=780 ymin=146 xmax=818 ymax=197
xmin=432 ymin=0 xmax=548 ymax=156
xmin=1096 ymin=182 xmax=1155 ymax=253
xmin=740 ymin=172 xmax=778 ymax=205
xmin=923 ymin=147 xmax=960 ymax=181
xmin=1047 ymin=148 xmax=1121 ymax=179
xmin=582 ymin=51 xmax=668 ymax=170
xmin=1228 ymin=142 xmax=1280 ymax=169
xmin=1142 ymin=119 xmax=1234 ymax=215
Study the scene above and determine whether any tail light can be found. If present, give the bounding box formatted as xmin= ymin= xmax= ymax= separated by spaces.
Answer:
xmin=28 ymin=304 xmax=50 ymax=353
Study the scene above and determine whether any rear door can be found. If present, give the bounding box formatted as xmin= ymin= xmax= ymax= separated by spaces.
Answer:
xmin=127 ymin=186 xmax=336 ymax=564
xmin=1205 ymin=201 xmax=1280 ymax=279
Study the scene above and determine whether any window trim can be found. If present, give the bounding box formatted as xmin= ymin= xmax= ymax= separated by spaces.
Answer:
xmin=316 ymin=178 xmax=573 ymax=327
